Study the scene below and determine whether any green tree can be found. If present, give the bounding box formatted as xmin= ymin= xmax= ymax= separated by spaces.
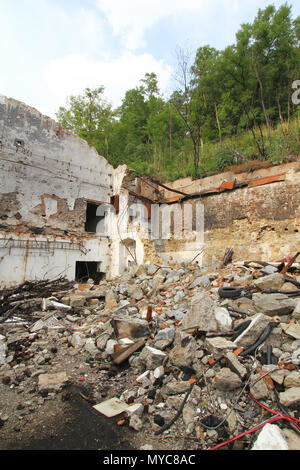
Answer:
xmin=56 ymin=87 xmax=114 ymax=159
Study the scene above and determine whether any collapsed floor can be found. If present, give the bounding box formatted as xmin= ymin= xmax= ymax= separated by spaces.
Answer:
xmin=1 ymin=257 xmax=300 ymax=450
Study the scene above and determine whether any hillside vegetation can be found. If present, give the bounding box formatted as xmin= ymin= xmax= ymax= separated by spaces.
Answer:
xmin=56 ymin=3 xmax=300 ymax=182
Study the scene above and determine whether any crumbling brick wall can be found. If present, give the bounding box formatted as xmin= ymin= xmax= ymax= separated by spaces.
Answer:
xmin=155 ymin=162 xmax=300 ymax=265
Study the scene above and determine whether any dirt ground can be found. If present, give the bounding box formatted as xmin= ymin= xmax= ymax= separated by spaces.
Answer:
xmin=0 ymin=345 xmax=202 ymax=452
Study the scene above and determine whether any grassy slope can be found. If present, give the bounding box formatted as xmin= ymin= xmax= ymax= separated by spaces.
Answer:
xmin=148 ymin=115 xmax=300 ymax=182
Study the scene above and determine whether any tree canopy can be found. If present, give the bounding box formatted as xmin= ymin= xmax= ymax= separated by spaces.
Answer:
xmin=56 ymin=3 xmax=300 ymax=181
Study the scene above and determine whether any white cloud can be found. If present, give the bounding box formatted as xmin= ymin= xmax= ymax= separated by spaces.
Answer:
xmin=96 ymin=0 xmax=208 ymax=50
xmin=44 ymin=51 xmax=173 ymax=117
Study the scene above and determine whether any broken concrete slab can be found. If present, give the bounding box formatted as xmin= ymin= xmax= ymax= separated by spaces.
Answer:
xmin=205 ymin=337 xmax=237 ymax=357
xmin=111 ymin=316 xmax=150 ymax=340
xmin=252 ymin=293 xmax=295 ymax=316
xmin=38 ymin=371 xmax=69 ymax=394
xmin=233 ymin=313 xmax=271 ymax=349
xmin=279 ymin=387 xmax=300 ymax=408
xmin=69 ymin=295 xmax=86 ymax=308
xmin=249 ymin=373 xmax=270 ymax=400
xmin=251 ymin=423 xmax=289 ymax=450
xmin=260 ymin=265 xmax=278 ymax=275
xmin=188 ymin=275 xmax=211 ymax=290
xmin=292 ymin=302 xmax=300 ymax=320
xmin=168 ymin=340 xmax=197 ymax=368
xmin=213 ymin=368 xmax=242 ymax=391
xmin=225 ymin=351 xmax=248 ymax=379
xmin=126 ymin=285 xmax=144 ymax=301
xmin=181 ymin=292 xmax=218 ymax=332
xmin=253 ymin=273 xmax=285 ymax=291
xmin=214 ymin=307 xmax=233 ymax=331
xmin=284 ymin=371 xmax=300 ymax=388
xmin=138 ymin=345 xmax=168 ymax=370
xmin=261 ymin=365 xmax=288 ymax=385
xmin=282 ymin=428 xmax=300 ymax=450
xmin=30 ymin=315 xmax=63 ymax=333
xmin=162 ymin=380 xmax=191 ymax=396
xmin=280 ymin=323 xmax=300 ymax=340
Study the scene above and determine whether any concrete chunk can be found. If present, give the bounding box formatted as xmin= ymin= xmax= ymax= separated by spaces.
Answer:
xmin=181 ymin=293 xmax=217 ymax=332
xmin=253 ymin=293 xmax=295 ymax=316
xmin=213 ymin=368 xmax=242 ymax=391
xmin=225 ymin=351 xmax=248 ymax=379
xmin=253 ymin=273 xmax=285 ymax=291
xmin=234 ymin=313 xmax=271 ymax=349
xmin=252 ymin=424 xmax=289 ymax=450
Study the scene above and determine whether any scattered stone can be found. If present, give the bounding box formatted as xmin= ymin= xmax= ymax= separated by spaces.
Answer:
xmin=252 ymin=293 xmax=295 ymax=316
xmin=1 ymin=259 xmax=300 ymax=450
xmin=284 ymin=371 xmax=300 ymax=388
xmin=261 ymin=365 xmax=287 ymax=385
xmin=281 ymin=323 xmax=300 ymax=340
xmin=69 ymin=295 xmax=86 ymax=308
xmin=38 ymin=371 xmax=69 ymax=394
xmin=213 ymin=368 xmax=242 ymax=391
xmin=249 ymin=373 xmax=270 ymax=400
xmin=251 ymin=424 xmax=289 ymax=450
xmin=292 ymin=302 xmax=300 ymax=320
xmin=162 ymin=380 xmax=191 ymax=396
xmin=279 ymin=387 xmax=300 ymax=408
xmin=253 ymin=273 xmax=285 ymax=291
xmin=181 ymin=293 xmax=217 ymax=332
xmin=168 ymin=335 xmax=197 ymax=368
xmin=68 ymin=333 xmax=85 ymax=349
xmin=138 ymin=346 xmax=168 ymax=370
xmin=225 ymin=351 xmax=248 ymax=379
xmin=126 ymin=403 xmax=144 ymax=418
xmin=260 ymin=265 xmax=278 ymax=275
xmin=282 ymin=428 xmax=300 ymax=450
xmin=205 ymin=337 xmax=237 ymax=357
xmin=233 ymin=313 xmax=271 ymax=349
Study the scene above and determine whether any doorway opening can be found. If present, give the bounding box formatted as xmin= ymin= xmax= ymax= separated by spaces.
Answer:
xmin=75 ymin=261 xmax=105 ymax=284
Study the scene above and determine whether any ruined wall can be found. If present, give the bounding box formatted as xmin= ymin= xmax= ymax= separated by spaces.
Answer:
xmin=0 ymin=95 xmax=126 ymax=286
xmin=155 ymin=161 xmax=300 ymax=266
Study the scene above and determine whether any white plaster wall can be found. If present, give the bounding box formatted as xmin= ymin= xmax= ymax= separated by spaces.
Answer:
xmin=0 ymin=235 xmax=110 ymax=288
xmin=0 ymin=95 xmax=124 ymax=285
xmin=0 ymin=95 xmax=114 ymax=221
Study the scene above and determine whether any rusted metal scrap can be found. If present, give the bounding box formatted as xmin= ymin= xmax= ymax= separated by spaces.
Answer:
xmin=280 ymin=252 xmax=300 ymax=275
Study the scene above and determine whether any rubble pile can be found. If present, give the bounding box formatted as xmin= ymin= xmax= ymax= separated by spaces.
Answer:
xmin=1 ymin=258 xmax=300 ymax=450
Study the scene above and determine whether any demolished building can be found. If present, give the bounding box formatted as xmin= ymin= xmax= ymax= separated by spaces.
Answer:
xmin=0 ymin=95 xmax=145 ymax=287
xmin=0 ymin=94 xmax=300 ymax=289
xmin=1 ymin=95 xmax=300 ymax=451
xmin=0 ymin=95 xmax=206 ymax=288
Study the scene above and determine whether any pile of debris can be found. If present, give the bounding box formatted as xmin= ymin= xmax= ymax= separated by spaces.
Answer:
xmin=1 ymin=256 xmax=300 ymax=450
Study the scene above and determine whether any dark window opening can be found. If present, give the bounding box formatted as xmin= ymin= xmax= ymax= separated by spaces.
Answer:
xmin=75 ymin=261 xmax=105 ymax=284
xmin=85 ymin=202 xmax=104 ymax=233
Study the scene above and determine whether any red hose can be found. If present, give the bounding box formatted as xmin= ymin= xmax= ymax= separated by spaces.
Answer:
xmin=208 ymin=393 xmax=300 ymax=450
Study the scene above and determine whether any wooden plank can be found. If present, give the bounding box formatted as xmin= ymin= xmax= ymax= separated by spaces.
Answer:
xmin=112 ymin=339 xmax=146 ymax=365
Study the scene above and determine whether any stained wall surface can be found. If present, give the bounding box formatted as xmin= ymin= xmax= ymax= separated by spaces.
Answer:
xmin=0 ymin=95 xmax=126 ymax=286
xmin=155 ymin=160 xmax=300 ymax=266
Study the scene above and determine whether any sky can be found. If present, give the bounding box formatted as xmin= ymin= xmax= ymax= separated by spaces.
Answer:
xmin=0 ymin=0 xmax=299 ymax=120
